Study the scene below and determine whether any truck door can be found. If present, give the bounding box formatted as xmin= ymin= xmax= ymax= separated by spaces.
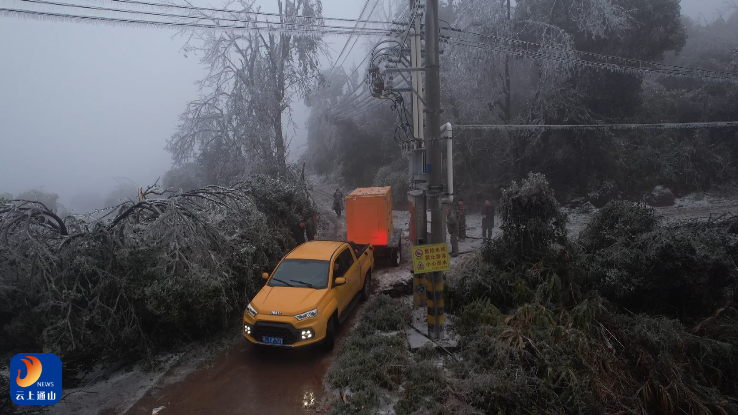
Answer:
xmin=333 ymin=248 xmax=357 ymax=314
xmin=339 ymin=248 xmax=360 ymax=290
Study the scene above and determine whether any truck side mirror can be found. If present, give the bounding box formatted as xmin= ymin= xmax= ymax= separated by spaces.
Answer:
xmin=334 ymin=277 xmax=346 ymax=286
xmin=262 ymin=272 xmax=269 ymax=280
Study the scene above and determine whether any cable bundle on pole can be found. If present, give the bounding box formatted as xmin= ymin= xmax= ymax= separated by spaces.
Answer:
xmin=323 ymin=9 xmax=415 ymax=121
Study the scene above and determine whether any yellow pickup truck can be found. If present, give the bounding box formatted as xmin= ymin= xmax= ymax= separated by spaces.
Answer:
xmin=243 ymin=240 xmax=375 ymax=350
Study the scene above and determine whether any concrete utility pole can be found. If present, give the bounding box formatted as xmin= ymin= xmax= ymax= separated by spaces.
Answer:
xmin=410 ymin=0 xmax=425 ymax=144
xmin=409 ymin=0 xmax=428 ymax=309
xmin=424 ymin=0 xmax=445 ymax=340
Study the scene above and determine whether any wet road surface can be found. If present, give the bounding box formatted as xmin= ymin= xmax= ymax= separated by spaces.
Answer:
xmin=123 ymin=331 xmax=351 ymax=415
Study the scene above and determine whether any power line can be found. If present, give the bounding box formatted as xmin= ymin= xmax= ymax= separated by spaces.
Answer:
xmin=322 ymin=6 xmax=414 ymax=120
xmin=446 ymin=38 xmax=738 ymax=83
xmin=11 ymin=0 xmax=311 ymax=30
xmin=334 ymin=63 xmax=413 ymax=119
xmin=323 ymin=47 xmax=374 ymax=114
xmin=324 ymin=74 xmax=371 ymax=116
xmin=331 ymin=0 xmax=383 ymax=74
xmin=452 ymin=26 xmax=738 ymax=80
xmin=445 ymin=29 xmax=738 ymax=83
xmin=330 ymin=94 xmax=377 ymax=119
xmin=328 ymin=46 xmax=411 ymax=118
xmin=327 ymin=88 xmax=371 ymax=117
xmin=333 ymin=98 xmax=384 ymax=121
xmin=65 ymin=0 xmax=398 ymax=26
xmin=11 ymin=0 xmax=396 ymax=32
xmin=323 ymin=0 xmax=374 ymax=81
xmin=454 ymin=121 xmax=738 ymax=131
xmin=331 ymin=90 xmax=386 ymax=119
xmin=0 ymin=7 xmax=391 ymax=35
xmin=324 ymin=13 xmax=414 ymax=116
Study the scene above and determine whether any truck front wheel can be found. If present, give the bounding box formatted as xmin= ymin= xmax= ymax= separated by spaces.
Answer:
xmin=322 ymin=315 xmax=337 ymax=352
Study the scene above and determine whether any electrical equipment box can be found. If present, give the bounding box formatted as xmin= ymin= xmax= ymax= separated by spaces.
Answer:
xmin=345 ymin=186 xmax=402 ymax=266
xmin=409 ymin=148 xmax=428 ymax=190
xmin=346 ymin=187 xmax=393 ymax=246
xmin=407 ymin=190 xmax=427 ymax=245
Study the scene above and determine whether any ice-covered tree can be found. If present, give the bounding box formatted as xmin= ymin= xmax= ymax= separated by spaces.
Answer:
xmin=167 ymin=0 xmax=325 ymax=183
xmin=440 ymin=0 xmax=685 ymax=200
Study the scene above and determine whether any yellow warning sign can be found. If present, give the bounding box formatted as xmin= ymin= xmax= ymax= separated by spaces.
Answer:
xmin=411 ymin=243 xmax=451 ymax=274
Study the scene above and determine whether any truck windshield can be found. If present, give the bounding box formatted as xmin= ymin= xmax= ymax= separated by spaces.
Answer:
xmin=268 ymin=259 xmax=329 ymax=289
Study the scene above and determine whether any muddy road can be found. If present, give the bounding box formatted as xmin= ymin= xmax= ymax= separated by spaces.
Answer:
xmin=122 ymin=176 xmax=371 ymax=415
xmin=123 ymin=325 xmax=351 ymax=415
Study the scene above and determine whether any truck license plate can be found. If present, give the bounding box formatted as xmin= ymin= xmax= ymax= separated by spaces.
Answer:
xmin=262 ymin=336 xmax=283 ymax=345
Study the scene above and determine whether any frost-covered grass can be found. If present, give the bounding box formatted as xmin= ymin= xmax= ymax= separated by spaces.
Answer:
xmin=441 ymin=174 xmax=738 ymax=414
xmin=327 ymin=174 xmax=738 ymax=415
xmin=326 ymin=296 xmax=454 ymax=415
xmin=326 ymin=295 xmax=411 ymax=413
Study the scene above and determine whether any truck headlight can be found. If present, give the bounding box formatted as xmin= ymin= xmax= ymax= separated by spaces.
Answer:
xmin=247 ymin=303 xmax=258 ymax=317
xmin=294 ymin=308 xmax=319 ymax=321
xmin=244 ymin=324 xmax=252 ymax=335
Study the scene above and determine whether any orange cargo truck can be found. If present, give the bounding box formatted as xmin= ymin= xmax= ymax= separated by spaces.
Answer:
xmin=345 ymin=186 xmax=402 ymax=267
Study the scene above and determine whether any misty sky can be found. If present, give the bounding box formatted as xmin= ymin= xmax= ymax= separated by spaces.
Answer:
xmin=0 ymin=0 xmax=731 ymax=210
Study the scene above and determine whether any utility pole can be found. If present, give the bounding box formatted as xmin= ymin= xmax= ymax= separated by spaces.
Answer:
xmin=504 ymin=0 xmax=511 ymax=125
xmin=409 ymin=0 xmax=428 ymax=309
xmin=410 ymin=0 xmax=425 ymax=144
xmin=424 ymin=0 xmax=445 ymax=340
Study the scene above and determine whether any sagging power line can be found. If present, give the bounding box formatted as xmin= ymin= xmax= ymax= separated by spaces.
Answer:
xmin=0 ymin=0 xmax=398 ymax=37
xmin=323 ymin=0 xmax=377 ymax=80
xmin=9 ymin=0 xmax=396 ymax=30
xmin=323 ymin=5 xmax=738 ymax=134
xmin=445 ymin=36 xmax=738 ymax=84
xmin=454 ymin=121 xmax=738 ymax=131
xmin=0 ymin=7 xmax=394 ymax=35
xmin=6 ymin=0 xmax=399 ymax=26
xmin=446 ymin=26 xmax=738 ymax=83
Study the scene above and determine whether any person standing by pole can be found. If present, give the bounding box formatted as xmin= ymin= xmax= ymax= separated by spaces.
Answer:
xmin=306 ymin=214 xmax=318 ymax=241
xmin=456 ymin=199 xmax=467 ymax=241
xmin=446 ymin=208 xmax=459 ymax=256
xmin=332 ymin=188 xmax=344 ymax=217
xmin=481 ymin=199 xmax=494 ymax=241
xmin=292 ymin=221 xmax=306 ymax=248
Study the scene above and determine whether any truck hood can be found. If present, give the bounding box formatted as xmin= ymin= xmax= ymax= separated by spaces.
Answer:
xmin=251 ymin=286 xmax=327 ymax=316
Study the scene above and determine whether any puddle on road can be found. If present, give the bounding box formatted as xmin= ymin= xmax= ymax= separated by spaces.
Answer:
xmin=124 ymin=341 xmax=335 ymax=415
